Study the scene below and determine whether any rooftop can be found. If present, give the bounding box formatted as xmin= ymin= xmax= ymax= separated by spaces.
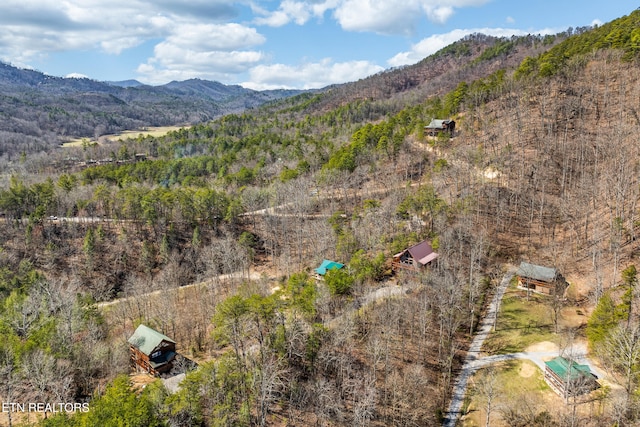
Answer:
xmin=545 ymin=356 xmax=595 ymax=381
xmin=315 ymin=259 xmax=345 ymax=276
xmin=517 ymin=262 xmax=557 ymax=283
xmin=425 ymin=119 xmax=453 ymax=129
xmin=128 ymin=324 xmax=175 ymax=356
xmin=395 ymin=240 xmax=439 ymax=265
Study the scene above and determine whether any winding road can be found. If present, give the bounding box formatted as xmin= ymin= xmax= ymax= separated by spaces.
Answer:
xmin=96 ymin=270 xmax=262 ymax=308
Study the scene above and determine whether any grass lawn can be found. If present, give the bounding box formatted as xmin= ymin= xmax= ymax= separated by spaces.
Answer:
xmin=460 ymin=359 xmax=553 ymax=427
xmin=482 ymin=284 xmax=559 ymax=354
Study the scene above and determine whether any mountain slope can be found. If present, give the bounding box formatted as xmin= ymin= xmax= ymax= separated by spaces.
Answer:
xmin=0 ymin=63 xmax=303 ymax=157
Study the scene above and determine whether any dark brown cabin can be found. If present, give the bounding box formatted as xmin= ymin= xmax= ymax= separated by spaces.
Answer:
xmin=128 ymin=324 xmax=176 ymax=376
xmin=392 ymin=240 xmax=438 ymax=272
xmin=516 ymin=262 xmax=568 ymax=296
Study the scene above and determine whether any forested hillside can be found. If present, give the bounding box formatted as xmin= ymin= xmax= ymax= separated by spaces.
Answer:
xmin=0 ymin=64 xmax=303 ymax=160
xmin=1 ymin=8 xmax=640 ymax=427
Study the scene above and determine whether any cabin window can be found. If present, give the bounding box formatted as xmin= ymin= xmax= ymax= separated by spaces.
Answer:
xmin=151 ymin=351 xmax=161 ymax=359
xmin=519 ymin=279 xmax=535 ymax=289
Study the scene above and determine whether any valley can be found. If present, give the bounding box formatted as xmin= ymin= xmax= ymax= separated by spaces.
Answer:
xmin=61 ymin=126 xmax=187 ymax=148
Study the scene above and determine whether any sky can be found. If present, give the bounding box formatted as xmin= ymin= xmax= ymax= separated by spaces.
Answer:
xmin=0 ymin=1 xmax=634 ymax=90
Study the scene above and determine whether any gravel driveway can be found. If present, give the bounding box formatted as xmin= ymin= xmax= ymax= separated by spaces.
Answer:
xmin=443 ymin=268 xmax=604 ymax=427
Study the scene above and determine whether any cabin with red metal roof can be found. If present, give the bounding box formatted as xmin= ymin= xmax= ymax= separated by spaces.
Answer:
xmin=392 ymin=240 xmax=438 ymax=273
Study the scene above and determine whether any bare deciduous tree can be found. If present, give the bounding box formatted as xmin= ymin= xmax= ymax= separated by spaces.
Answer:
xmin=473 ymin=366 xmax=502 ymax=427
xmin=0 ymin=347 xmax=19 ymax=427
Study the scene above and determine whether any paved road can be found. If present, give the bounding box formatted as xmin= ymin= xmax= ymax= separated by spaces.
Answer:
xmin=466 ymin=343 xmax=604 ymax=379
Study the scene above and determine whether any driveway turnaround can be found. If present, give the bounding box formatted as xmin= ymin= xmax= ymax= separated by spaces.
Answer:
xmin=443 ymin=268 xmax=604 ymax=427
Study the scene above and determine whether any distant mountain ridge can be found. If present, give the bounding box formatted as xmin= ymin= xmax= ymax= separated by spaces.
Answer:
xmin=0 ymin=30 xmax=562 ymax=158
xmin=106 ymin=80 xmax=143 ymax=88
xmin=0 ymin=23 xmax=594 ymax=158
xmin=0 ymin=62 xmax=305 ymax=154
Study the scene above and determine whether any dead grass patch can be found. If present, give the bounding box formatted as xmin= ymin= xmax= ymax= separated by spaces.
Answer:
xmin=62 ymin=125 xmax=185 ymax=147
xmin=461 ymin=359 xmax=552 ymax=427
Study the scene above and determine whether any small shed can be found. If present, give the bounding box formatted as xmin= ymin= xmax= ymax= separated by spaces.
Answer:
xmin=425 ymin=119 xmax=456 ymax=136
xmin=544 ymin=356 xmax=599 ymax=398
xmin=392 ymin=240 xmax=438 ymax=273
xmin=315 ymin=260 xmax=345 ymax=279
xmin=128 ymin=324 xmax=176 ymax=376
xmin=516 ymin=262 xmax=567 ymax=296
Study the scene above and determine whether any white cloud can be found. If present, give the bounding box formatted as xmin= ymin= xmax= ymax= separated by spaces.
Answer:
xmin=138 ymin=50 xmax=266 ymax=84
xmin=388 ymin=27 xmax=556 ymax=67
xmin=162 ymin=23 xmax=265 ymax=51
xmin=253 ymin=0 xmax=488 ymax=33
xmin=0 ymin=1 xmax=271 ymax=85
xmin=0 ymin=1 xmax=165 ymax=61
xmin=251 ymin=0 xmax=338 ymax=27
xmin=252 ymin=0 xmax=336 ymax=27
xmin=253 ymin=9 xmax=292 ymax=27
xmin=100 ymin=37 xmax=146 ymax=55
xmin=243 ymin=58 xmax=384 ymax=90
xmin=0 ymin=1 xmax=243 ymax=58
xmin=136 ymin=22 xmax=267 ymax=84
xmin=334 ymin=0 xmax=490 ymax=35
xmin=423 ymin=5 xmax=455 ymax=25
xmin=506 ymin=16 xmax=515 ymax=24
xmin=273 ymin=0 xmax=311 ymax=25
xmin=334 ymin=0 xmax=418 ymax=35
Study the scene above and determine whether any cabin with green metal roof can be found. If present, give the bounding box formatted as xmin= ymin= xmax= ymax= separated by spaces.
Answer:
xmin=128 ymin=324 xmax=176 ymax=376
xmin=544 ymin=356 xmax=598 ymax=399
xmin=314 ymin=260 xmax=345 ymax=280
xmin=516 ymin=262 xmax=568 ymax=296
xmin=425 ymin=118 xmax=455 ymax=136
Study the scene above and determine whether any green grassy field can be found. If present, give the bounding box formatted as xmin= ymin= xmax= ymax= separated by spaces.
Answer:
xmin=482 ymin=285 xmax=558 ymax=354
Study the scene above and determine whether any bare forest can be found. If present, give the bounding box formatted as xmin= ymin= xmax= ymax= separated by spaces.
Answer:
xmin=2 ymin=9 xmax=640 ymax=427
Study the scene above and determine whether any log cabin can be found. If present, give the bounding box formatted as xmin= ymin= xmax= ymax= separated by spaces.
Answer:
xmin=544 ymin=356 xmax=599 ymax=399
xmin=392 ymin=240 xmax=438 ymax=273
xmin=516 ymin=262 xmax=568 ymax=296
xmin=128 ymin=324 xmax=176 ymax=376
xmin=425 ymin=119 xmax=455 ymax=136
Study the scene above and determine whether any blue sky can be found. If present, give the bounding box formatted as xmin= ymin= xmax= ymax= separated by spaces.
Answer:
xmin=0 ymin=1 xmax=634 ymax=90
